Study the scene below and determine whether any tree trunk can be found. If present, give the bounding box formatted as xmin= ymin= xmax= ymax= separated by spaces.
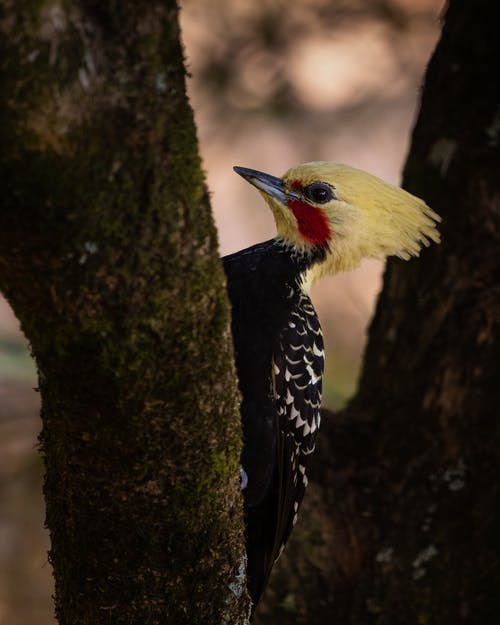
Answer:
xmin=257 ymin=0 xmax=500 ymax=623
xmin=0 ymin=2 xmax=250 ymax=624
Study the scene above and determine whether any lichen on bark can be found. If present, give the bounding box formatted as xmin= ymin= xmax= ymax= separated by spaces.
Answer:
xmin=0 ymin=1 xmax=250 ymax=623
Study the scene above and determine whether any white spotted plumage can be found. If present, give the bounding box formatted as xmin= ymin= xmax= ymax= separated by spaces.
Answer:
xmin=270 ymin=284 xmax=324 ymax=562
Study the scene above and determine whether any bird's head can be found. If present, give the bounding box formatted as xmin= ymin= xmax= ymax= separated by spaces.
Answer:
xmin=234 ymin=161 xmax=440 ymax=282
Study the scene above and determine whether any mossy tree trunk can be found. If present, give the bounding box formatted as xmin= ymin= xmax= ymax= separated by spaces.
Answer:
xmin=258 ymin=1 xmax=500 ymax=623
xmin=0 ymin=2 xmax=250 ymax=624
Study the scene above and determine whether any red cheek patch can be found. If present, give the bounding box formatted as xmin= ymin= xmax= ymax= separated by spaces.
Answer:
xmin=287 ymin=199 xmax=331 ymax=246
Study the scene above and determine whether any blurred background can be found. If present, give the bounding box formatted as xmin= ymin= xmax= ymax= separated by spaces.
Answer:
xmin=0 ymin=1 xmax=442 ymax=622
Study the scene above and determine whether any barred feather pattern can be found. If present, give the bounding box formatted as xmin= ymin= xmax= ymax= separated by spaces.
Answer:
xmin=271 ymin=283 xmax=324 ymax=561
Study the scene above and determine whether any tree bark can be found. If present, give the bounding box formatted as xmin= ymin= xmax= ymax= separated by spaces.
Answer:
xmin=0 ymin=2 xmax=250 ymax=624
xmin=257 ymin=0 xmax=500 ymax=623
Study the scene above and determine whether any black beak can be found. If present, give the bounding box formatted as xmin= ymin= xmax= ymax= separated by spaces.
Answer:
xmin=233 ymin=166 xmax=301 ymax=203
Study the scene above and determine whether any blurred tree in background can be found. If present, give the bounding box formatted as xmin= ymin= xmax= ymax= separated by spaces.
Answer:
xmin=185 ymin=0 xmax=439 ymax=123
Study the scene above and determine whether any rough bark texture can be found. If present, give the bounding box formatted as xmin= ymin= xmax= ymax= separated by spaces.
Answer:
xmin=257 ymin=0 xmax=500 ymax=623
xmin=0 ymin=2 xmax=250 ymax=624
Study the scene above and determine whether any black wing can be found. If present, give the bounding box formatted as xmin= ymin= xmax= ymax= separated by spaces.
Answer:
xmin=271 ymin=290 xmax=324 ymax=563
xmin=222 ymin=243 xmax=324 ymax=607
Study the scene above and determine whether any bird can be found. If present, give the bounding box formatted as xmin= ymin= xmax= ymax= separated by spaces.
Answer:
xmin=222 ymin=161 xmax=440 ymax=610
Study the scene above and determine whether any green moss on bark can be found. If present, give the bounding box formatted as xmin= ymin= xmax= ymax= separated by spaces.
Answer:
xmin=0 ymin=1 xmax=250 ymax=623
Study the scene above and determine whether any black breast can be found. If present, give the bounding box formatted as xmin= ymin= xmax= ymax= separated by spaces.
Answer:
xmin=223 ymin=238 xmax=325 ymax=605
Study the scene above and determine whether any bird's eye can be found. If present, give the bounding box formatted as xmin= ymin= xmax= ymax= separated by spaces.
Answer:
xmin=304 ymin=182 xmax=334 ymax=204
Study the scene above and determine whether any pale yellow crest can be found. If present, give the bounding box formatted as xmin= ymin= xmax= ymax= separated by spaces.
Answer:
xmin=261 ymin=161 xmax=441 ymax=283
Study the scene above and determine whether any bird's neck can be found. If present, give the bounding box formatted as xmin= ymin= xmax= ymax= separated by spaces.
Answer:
xmin=273 ymin=237 xmax=327 ymax=294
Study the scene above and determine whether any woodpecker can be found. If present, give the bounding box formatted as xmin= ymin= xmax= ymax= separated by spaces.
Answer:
xmin=223 ymin=162 xmax=440 ymax=609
